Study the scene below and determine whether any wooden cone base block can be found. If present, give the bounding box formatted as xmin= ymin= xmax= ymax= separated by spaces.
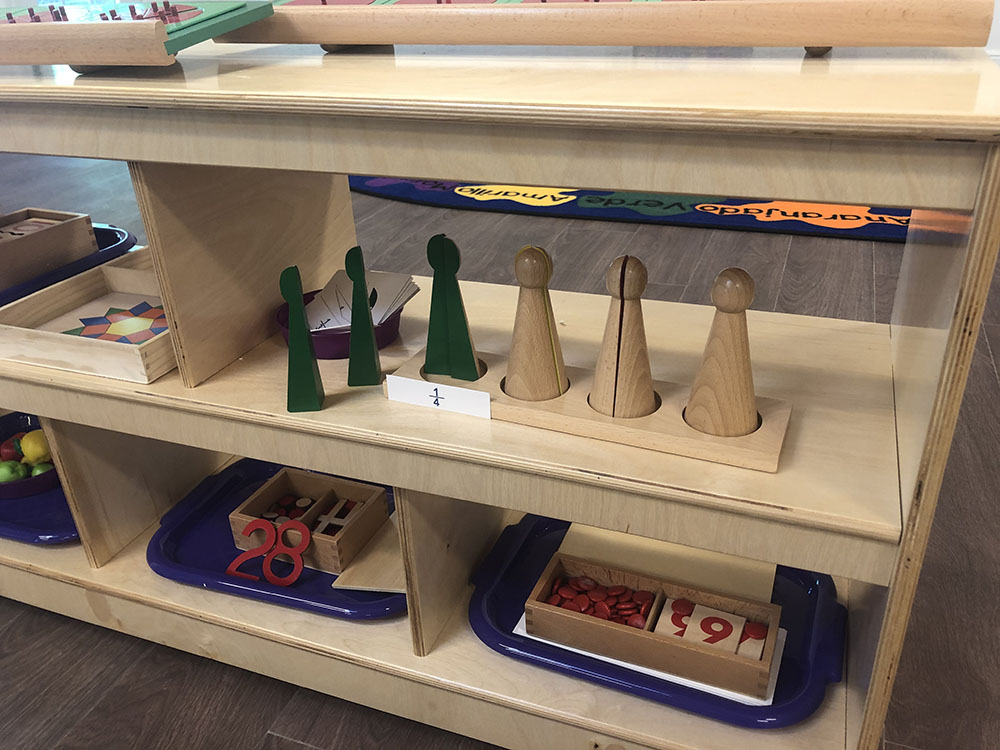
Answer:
xmin=391 ymin=349 xmax=791 ymax=472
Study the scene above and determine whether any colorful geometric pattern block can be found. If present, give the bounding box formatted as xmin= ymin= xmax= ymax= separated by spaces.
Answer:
xmin=62 ymin=300 xmax=169 ymax=345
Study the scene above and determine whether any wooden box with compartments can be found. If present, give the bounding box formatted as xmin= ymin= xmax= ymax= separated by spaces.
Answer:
xmin=524 ymin=553 xmax=782 ymax=699
xmin=0 ymin=208 xmax=99 ymax=289
xmin=0 ymin=248 xmax=175 ymax=384
xmin=229 ymin=467 xmax=389 ymax=575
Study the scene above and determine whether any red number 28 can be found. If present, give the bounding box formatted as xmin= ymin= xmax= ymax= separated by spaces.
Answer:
xmin=225 ymin=519 xmax=311 ymax=587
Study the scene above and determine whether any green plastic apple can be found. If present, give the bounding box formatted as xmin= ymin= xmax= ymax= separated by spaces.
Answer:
xmin=0 ymin=460 xmax=28 ymax=483
xmin=30 ymin=462 xmax=54 ymax=477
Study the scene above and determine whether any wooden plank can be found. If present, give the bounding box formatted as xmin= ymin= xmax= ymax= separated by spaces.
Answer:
xmin=129 ymin=163 xmax=355 ymax=387
xmin=5 ymin=46 xmax=1000 ymax=144
xmin=395 ymin=489 xmax=508 ymax=656
xmin=40 ymin=418 xmax=230 ymax=567
xmin=218 ymin=0 xmax=992 ymax=48
xmin=0 ymin=20 xmax=174 ymax=67
xmin=856 ymin=146 xmax=1000 ymax=749
xmin=0 ymin=103 xmax=985 ymax=211
xmin=0 ymin=530 xmax=848 ymax=750
xmin=330 ymin=513 xmax=406 ymax=593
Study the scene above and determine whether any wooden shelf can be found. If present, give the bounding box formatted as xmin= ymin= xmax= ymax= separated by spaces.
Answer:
xmin=0 ymin=278 xmax=901 ymax=584
xmin=0 ymin=527 xmax=849 ymax=750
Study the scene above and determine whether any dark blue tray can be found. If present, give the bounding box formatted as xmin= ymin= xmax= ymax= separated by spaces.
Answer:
xmin=0 ymin=223 xmax=137 ymax=308
xmin=0 ymin=412 xmax=79 ymax=545
xmin=147 ymin=458 xmax=407 ymax=620
xmin=469 ymin=515 xmax=846 ymax=729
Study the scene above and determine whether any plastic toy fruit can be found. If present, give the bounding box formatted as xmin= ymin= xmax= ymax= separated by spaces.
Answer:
xmin=30 ymin=462 xmax=54 ymax=477
xmin=19 ymin=430 xmax=50 ymax=466
xmin=0 ymin=460 xmax=29 ymax=483
xmin=0 ymin=432 xmax=24 ymax=462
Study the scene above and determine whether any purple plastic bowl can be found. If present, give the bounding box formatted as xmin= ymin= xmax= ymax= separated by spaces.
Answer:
xmin=275 ymin=290 xmax=403 ymax=360
xmin=0 ymin=414 xmax=59 ymax=500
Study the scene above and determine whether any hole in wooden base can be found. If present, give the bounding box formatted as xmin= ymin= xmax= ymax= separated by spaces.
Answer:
xmin=681 ymin=407 xmax=764 ymax=436
xmin=419 ymin=359 xmax=489 ymax=384
xmin=498 ymin=376 xmax=573 ymax=402
xmin=585 ymin=390 xmax=663 ymax=419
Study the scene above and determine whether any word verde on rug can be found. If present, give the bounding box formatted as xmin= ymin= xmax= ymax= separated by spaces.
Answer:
xmin=349 ymin=177 xmax=910 ymax=242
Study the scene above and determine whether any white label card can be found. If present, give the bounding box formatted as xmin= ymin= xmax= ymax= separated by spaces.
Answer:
xmin=385 ymin=374 xmax=491 ymax=419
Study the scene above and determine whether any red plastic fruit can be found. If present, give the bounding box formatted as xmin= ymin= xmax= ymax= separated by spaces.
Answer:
xmin=0 ymin=433 xmax=24 ymax=462
xmin=627 ymin=613 xmax=647 ymax=629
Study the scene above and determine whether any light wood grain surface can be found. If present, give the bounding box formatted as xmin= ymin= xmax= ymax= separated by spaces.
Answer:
xmin=0 ymin=44 xmax=999 ymax=140
xmin=216 ymin=0 xmax=992 ymax=48
xmin=0 ymin=20 xmax=174 ymax=67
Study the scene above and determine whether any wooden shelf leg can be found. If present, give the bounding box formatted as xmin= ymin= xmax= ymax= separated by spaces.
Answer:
xmin=129 ymin=163 xmax=356 ymax=387
xmin=41 ymin=417 xmax=229 ymax=568
xmin=395 ymin=488 xmax=509 ymax=656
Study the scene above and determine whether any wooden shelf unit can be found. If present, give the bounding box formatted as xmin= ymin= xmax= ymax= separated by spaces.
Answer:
xmin=2 ymin=44 xmax=1000 ymax=750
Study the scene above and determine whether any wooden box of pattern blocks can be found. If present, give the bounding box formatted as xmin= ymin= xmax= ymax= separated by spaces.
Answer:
xmin=0 ymin=247 xmax=176 ymax=384
xmin=0 ymin=208 xmax=98 ymax=289
xmin=525 ymin=553 xmax=782 ymax=699
xmin=229 ymin=467 xmax=388 ymax=575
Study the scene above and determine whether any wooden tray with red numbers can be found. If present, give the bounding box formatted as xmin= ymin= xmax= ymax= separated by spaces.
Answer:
xmin=525 ymin=553 xmax=781 ymax=699
xmin=216 ymin=0 xmax=993 ymax=49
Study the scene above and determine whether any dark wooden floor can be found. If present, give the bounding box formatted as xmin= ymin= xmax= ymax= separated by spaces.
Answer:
xmin=1 ymin=153 xmax=998 ymax=750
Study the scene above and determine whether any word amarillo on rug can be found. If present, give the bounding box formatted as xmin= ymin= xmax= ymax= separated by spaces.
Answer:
xmin=349 ymin=177 xmax=911 ymax=242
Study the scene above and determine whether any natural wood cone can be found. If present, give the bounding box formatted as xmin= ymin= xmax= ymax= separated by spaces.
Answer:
xmin=685 ymin=267 xmax=759 ymax=437
xmin=505 ymin=245 xmax=568 ymax=401
xmin=590 ymin=255 xmax=658 ymax=418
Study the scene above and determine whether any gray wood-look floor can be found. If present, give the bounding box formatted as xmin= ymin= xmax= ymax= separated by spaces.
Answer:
xmin=1 ymin=153 xmax=998 ymax=750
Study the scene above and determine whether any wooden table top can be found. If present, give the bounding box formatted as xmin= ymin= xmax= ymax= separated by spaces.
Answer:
xmin=1 ymin=43 xmax=999 ymax=139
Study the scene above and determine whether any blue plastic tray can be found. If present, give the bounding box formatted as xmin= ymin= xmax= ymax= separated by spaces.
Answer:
xmin=469 ymin=515 xmax=846 ymax=729
xmin=147 ymin=458 xmax=407 ymax=620
xmin=0 ymin=223 xmax=137 ymax=308
xmin=0 ymin=412 xmax=79 ymax=545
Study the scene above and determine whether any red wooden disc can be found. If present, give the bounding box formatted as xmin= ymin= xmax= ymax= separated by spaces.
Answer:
xmin=671 ymin=598 xmax=695 ymax=616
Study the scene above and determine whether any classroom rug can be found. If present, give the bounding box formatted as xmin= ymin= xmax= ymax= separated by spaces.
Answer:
xmin=349 ymin=176 xmax=910 ymax=242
